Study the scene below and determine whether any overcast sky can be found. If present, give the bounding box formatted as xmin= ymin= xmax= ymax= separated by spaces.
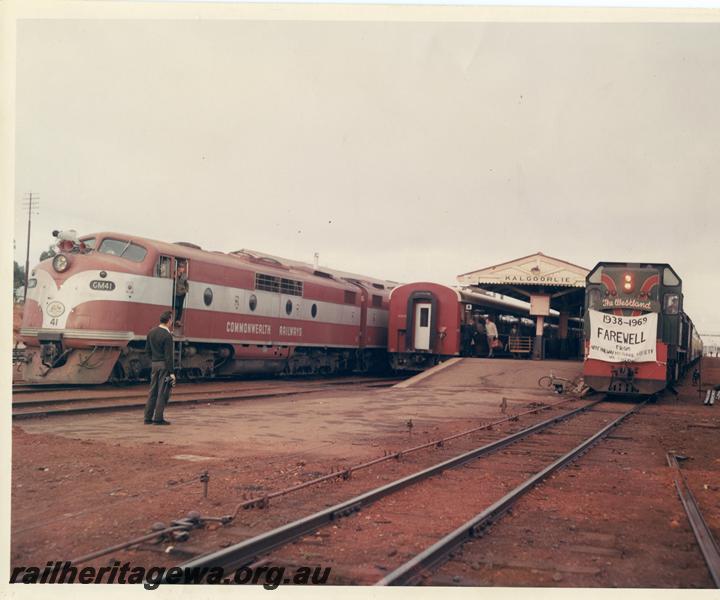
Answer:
xmin=12 ymin=18 xmax=720 ymax=337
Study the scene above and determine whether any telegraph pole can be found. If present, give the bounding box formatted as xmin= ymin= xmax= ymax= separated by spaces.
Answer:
xmin=22 ymin=192 xmax=39 ymax=303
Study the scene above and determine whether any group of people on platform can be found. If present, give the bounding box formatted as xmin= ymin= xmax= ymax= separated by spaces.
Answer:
xmin=461 ymin=313 xmax=501 ymax=358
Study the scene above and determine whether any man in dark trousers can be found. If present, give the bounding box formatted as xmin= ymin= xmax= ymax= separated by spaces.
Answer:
xmin=144 ymin=311 xmax=175 ymax=425
xmin=174 ymin=262 xmax=189 ymax=326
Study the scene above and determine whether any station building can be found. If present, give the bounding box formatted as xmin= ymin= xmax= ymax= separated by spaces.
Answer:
xmin=457 ymin=253 xmax=589 ymax=360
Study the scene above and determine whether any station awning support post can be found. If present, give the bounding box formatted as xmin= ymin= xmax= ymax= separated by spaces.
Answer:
xmin=533 ymin=315 xmax=545 ymax=360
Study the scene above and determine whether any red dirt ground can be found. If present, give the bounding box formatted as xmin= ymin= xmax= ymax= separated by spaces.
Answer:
xmin=10 ymin=358 xmax=720 ymax=587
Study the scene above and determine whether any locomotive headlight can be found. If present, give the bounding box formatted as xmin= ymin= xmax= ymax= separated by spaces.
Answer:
xmin=52 ymin=254 xmax=69 ymax=273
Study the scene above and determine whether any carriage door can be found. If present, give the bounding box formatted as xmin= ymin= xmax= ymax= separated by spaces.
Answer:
xmin=414 ymin=302 xmax=432 ymax=350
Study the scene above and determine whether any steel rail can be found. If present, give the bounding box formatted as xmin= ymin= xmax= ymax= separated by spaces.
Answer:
xmin=171 ymin=400 xmax=602 ymax=578
xmin=11 ymin=376 xmax=402 ymax=396
xmin=12 ymin=376 xmax=402 ymax=405
xmin=11 ymin=380 xmax=396 ymax=419
xmin=230 ymin=397 xmax=574 ymax=514
xmin=377 ymin=401 xmax=645 ymax=585
xmin=11 ymin=389 xmax=323 ymax=420
xmin=667 ymin=453 xmax=720 ymax=587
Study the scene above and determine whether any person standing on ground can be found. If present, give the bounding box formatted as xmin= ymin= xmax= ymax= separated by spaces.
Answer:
xmin=144 ymin=311 xmax=175 ymax=425
xmin=174 ymin=262 xmax=189 ymax=326
xmin=473 ymin=315 xmax=487 ymax=358
xmin=486 ymin=316 xmax=499 ymax=358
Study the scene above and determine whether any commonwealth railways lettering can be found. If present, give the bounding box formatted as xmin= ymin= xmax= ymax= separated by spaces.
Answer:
xmin=226 ymin=322 xmax=272 ymax=335
xmin=224 ymin=322 xmax=303 ymax=337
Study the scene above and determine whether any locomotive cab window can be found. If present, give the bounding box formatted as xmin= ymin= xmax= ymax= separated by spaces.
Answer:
xmin=663 ymin=268 xmax=680 ymax=287
xmin=587 ymin=267 xmax=603 ymax=284
xmin=420 ymin=307 xmax=429 ymax=327
xmin=79 ymin=237 xmax=96 ymax=252
xmin=98 ymin=238 xmax=147 ymax=262
xmin=587 ymin=288 xmax=602 ymax=310
xmin=663 ymin=293 xmax=680 ymax=315
xmin=155 ymin=256 xmax=173 ymax=278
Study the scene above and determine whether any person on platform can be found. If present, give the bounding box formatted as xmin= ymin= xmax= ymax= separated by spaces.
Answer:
xmin=174 ymin=262 xmax=189 ymax=326
xmin=473 ymin=315 xmax=487 ymax=358
xmin=144 ymin=311 xmax=175 ymax=425
xmin=486 ymin=316 xmax=499 ymax=358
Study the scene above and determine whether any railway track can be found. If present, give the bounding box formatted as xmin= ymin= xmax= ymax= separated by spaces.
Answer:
xmin=11 ymin=376 xmax=403 ymax=420
xmin=160 ymin=399 xmax=642 ymax=584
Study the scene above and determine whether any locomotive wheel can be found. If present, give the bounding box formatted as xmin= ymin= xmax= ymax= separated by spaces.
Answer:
xmin=109 ymin=361 xmax=128 ymax=385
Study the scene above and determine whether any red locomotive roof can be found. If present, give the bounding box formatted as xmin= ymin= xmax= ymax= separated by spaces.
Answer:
xmin=81 ymin=232 xmax=394 ymax=292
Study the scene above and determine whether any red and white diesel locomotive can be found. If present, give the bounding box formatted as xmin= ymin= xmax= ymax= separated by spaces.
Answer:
xmin=582 ymin=262 xmax=703 ymax=395
xmin=19 ymin=231 xmax=396 ymax=384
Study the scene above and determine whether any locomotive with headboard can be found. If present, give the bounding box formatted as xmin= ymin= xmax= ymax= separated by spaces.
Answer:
xmin=582 ymin=262 xmax=702 ymax=395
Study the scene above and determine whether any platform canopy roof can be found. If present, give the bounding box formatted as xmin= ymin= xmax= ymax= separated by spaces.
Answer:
xmin=457 ymin=252 xmax=589 ymax=314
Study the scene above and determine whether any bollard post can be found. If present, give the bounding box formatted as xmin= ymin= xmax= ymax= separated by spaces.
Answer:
xmin=200 ymin=471 xmax=209 ymax=498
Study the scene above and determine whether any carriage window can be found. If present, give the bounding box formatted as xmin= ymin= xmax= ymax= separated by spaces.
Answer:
xmin=98 ymin=238 xmax=147 ymax=262
xmin=420 ymin=308 xmax=429 ymax=327
xmin=372 ymin=295 xmax=383 ymax=308
xmin=344 ymin=291 xmax=357 ymax=304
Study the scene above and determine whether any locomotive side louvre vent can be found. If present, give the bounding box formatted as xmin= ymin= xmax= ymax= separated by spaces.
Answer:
xmin=255 ymin=273 xmax=303 ymax=297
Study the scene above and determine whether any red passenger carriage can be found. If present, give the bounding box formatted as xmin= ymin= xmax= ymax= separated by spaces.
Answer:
xmin=387 ymin=282 xmax=535 ymax=371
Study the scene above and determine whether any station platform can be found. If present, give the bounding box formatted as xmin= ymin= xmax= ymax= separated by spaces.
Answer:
xmin=16 ymin=359 xmax=582 ymax=463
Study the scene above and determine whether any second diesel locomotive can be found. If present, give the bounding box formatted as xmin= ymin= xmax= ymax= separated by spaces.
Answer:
xmin=582 ymin=262 xmax=702 ymax=395
xmin=19 ymin=231 xmax=396 ymax=384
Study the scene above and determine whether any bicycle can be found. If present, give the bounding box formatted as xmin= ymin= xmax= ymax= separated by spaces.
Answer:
xmin=538 ymin=372 xmax=583 ymax=394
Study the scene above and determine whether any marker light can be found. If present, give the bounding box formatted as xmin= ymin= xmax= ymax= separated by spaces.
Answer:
xmin=622 ymin=272 xmax=634 ymax=293
xmin=52 ymin=254 xmax=69 ymax=273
